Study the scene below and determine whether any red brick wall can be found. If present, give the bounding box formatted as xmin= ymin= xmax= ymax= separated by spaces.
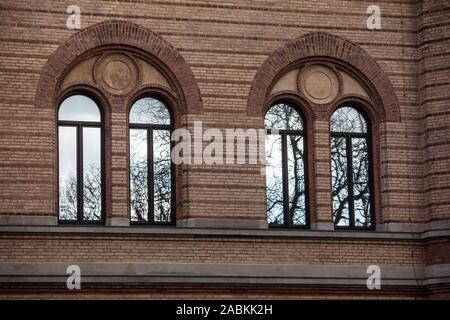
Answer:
xmin=0 ymin=234 xmax=425 ymax=265
xmin=0 ymin=0 xmax=427 ymax=223
xmin=418 ymin=0 xmax=450 ymax=223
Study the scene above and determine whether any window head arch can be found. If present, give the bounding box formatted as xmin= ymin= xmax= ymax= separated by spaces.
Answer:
xmin=58 ymin=93 xmax=104 ymax=223
xmin=129 ymin=96 xmax=174 ymax=225
xmin=264 ymin=103 xmax=303 ymax=131
xmin=330 ymin=105 xmax=373 ymax=229
xmin=264 ymin=102 xmax=308 ymax=227
xmin=129 ymin=97 xmax=171 ymax=125
xmin=58 ymin=94 xmax=101 ymax=123
xmin=331 ymin=106 xmax=368 ymax=133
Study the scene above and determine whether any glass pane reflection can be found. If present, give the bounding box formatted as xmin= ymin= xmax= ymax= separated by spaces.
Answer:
xmin=331 ymin=106 xmax=367 ymax=133
xmin=130 ymin=129 xmax=149 ymax=222
xmin=287 ymin=135 xmax=306 ymax=225
xmin=265 ymin=134 xmax=284 ymax=224
xmin=331 ymin=136 xmax=350 ymax=227
xmin=153 ymin=130 xmax=172 ymax=222
xmin=58 ymin=126 xmax=77 ymax=220
xmin=352 ymin=137 xmax=371 ymax=227
xmin=82 ymin=127 xmax=102 ymax=221
xmin=129 ymin=98 xmax=171 ymax=125
xmin=264 ymin=103 xmax=303 ymax=131
xmin=58 ymin=95 xmax=101 ymax=122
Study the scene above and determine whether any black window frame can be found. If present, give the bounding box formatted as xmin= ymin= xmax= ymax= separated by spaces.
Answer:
xmin=330 ymin=105 xmax=375 ymax=230
xmin=128 ymin=95 xmax=176 ymax=226
xmin=57 ymin=92 xmax=105 ymax=225
xmin=265 ymin=101 xmax=310 ymax=229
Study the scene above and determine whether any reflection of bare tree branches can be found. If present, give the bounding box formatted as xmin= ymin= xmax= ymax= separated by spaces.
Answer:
xmin=130 ymin=129 xmax=148 ymax=222
xmin=331 ymin=106 xmax=371 ymax=228
xmin=265 ymin=103 xmax=306 ymax=226
xmin=59 ymin=164 xmax=102 ymax=221
xmin=83 ymin=164 xmax=102 ymax=220
xmin=287 ymin=134 xmax=306 ymax=225
xmin=153 ymin=130 xmax=171 ymax=222
xmin=130 ymin=128 xmax=172 ymax=223
xmin=130 ymin=98 xmax=170 ymax=125
xmin=130 ymin=158 xmax=148 ymax=222
xmin=129 ymin=98 xmax=172 ymax=223
xmin=60 ymin=175 xmax=77 ymax=220
xmin=266 ymin=135 xmax=284 ymax=224
xmin=331 ymin=106 xmax=367 ymax=133
xmin=352 ymin=138 xmax=371 ymax=226
xmin=331 ymin=137 xmax=349 ymax=226
xmin=265 ymin=103 xmax=303 ymax=130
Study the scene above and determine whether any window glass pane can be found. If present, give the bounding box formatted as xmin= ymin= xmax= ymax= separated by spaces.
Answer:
xmin=129 ymin=97 xmax=171 ymax=125
xmin=287 ymin=134 xmax=306 ymax=225
xmin=58 ymin=126 xmax=77 ymax=220
xmin=331 ymin=106 xmax=367 ymax=133
xmin=130 ymin=129 xmax=149 ymax=222
xmin=153 ymin=130 xmax=172 ymax=222
xmin=331 ymin=136 xmax=350 ymax=227
xmin=352 ymin=137 xmax=372 ymax=227
xmin=82 ymin=127 xmax=102 ymax=221
xmin=266 ymin=134 xmax=284 ymax=224
xmin=264 ymin=103 xmax=303 ymax=131
xmin=58 ymin=95 xmax=101 ymax=122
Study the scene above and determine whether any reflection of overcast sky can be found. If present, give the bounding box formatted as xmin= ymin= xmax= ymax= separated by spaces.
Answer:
xmin=59 ymin=127 xmax=77 ymax=186
xmin=83 ymin=128 xmax=100 ymax=172
xmin=58 ymin=129 xmax=101 ymax=185
xmin=59 ymin=95 xmax=101 ymax=122
xmin=130 ymin=129 xmax=147 ymax=163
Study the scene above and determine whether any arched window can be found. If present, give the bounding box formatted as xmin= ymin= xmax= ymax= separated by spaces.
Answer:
xmin=331 ymin=106 xmax=373 ymax=229
xmin=129 ymin=97 xmax=174 ymax=224
xmin=264 ymin=102 xmax=308 ymax=227
xmin=58 ymin=94 xmax=103 ymax=223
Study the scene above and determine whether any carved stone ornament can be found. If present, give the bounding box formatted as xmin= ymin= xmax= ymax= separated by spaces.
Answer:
xmin=298 ymin=64 xmax=340 ymax=104
xmin=94 ymin=53 xmax=138 ymax=95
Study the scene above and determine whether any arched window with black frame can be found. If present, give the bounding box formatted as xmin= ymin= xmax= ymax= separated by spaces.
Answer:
xmin=129 ymin=96 xmax=174 ymax=225
xmin=264 ymin=102 xmax=308 ymax=227
xmin=330 ymin=105 xmax=373 ymax=229
xmin=58 ymin=94 xmax=104 ymax=223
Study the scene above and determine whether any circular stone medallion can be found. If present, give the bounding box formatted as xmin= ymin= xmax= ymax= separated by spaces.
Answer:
xmin=298 ymin=65 xmax=339 ymax=104
xmin=94 ymin=53 xmax=138 ymax=95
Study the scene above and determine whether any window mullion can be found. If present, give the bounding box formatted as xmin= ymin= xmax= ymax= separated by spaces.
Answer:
xmin=281 ymin=133 xmax=290 ymax=226
xmin=170 ymin=131 xmax=176 ymax=224
xmin=367 ymin=135 xmax=374 ymax=228
xmin=77 ymin=124 xmax=83 ymax=223
xmin=347 ymin=135 xmax=355 ymax=228
xmin=148 ymin=127 xmax=154 ymax=223
xmin=100 ymin=125 xmax=105 ymax=223
xmin=303 ymin=132 xmax=308 ymax=226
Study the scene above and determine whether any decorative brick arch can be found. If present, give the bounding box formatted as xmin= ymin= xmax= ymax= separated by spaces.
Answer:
xmin=34 ymin=20 xmax=202 ymax=115
xmin=248 ymin=32 xmax=400 ymax=122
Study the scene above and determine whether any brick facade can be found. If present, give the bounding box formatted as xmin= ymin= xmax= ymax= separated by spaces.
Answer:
xmin=0 ymin=0 xmax=449 ymax=299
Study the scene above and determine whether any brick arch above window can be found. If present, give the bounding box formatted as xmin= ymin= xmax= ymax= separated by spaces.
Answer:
xmin=247 ymin=32 xmax=400 ymax=122
xmin=34 ymin=20 xmax=203 ymax=115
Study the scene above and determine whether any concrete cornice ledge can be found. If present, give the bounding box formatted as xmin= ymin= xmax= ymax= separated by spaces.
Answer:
xmin=1 ymin=217 xmax=450 ymax=241
xmin=0 ymin=262 xmax=440 ymax=287
xmin=2 ymin=262 xmax=446 ymax=287
xmin=0 ymin=225 xmax=423 ymax=240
